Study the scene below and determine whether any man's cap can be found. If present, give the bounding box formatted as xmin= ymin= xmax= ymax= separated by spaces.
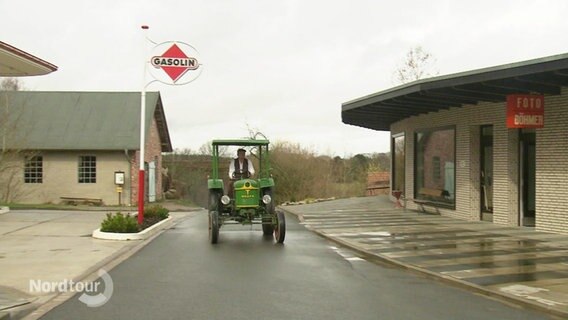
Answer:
xmin=237 ymin=148 xmax=246 ymax=153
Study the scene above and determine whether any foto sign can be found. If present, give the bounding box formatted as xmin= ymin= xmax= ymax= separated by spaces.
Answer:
xmin=149 ymin=41 xmax=201 ymax=85
xmin=506 ymin=94 xmax=544 ymax=128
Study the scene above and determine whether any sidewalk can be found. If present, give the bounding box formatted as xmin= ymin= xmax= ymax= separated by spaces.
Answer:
xmin=281 ymin=196 xmax=568 ymax=318
xmin=0 ymin=205 xmax=198 ymax=319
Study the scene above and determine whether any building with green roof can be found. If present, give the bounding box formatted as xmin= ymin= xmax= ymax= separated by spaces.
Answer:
xmin=0 ymin=91 xmax=172 ymax=206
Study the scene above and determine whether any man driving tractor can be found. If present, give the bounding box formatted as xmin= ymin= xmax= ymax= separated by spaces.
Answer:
xmin=207 ymin=138 xmax=284 ymax=244
xmin=227 ymin=148 xmax=255 ymax=194
xmin=229 ymin=148 xmax=255 ymax=179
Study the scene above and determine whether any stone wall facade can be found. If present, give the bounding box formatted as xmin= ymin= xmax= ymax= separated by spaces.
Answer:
xmin=1 ymin=150 xmax=130 ymax=205
xmin=390 ymin=87 xmax=568 ymax=233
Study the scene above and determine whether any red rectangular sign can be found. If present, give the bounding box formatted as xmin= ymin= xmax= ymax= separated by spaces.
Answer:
xmin=506 ymin=94 xmax=544 ymax=128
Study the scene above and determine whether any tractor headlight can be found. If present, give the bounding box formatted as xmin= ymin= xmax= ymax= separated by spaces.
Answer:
xmin=221 ymin=195 xmax=231 ymax=205
xmin=262 ymin=194 xmax=272 ymax=205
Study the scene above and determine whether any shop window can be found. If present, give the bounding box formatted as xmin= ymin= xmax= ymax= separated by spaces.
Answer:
xmin=24 ymin=156 xmax=43 ymax=183
xmin=392 ymin=133 xmax=405 ymax=194
xmin=414 ymin=127 xmax=455 ymax=205
xmin=78 ymin=156 xmax=96 ymax=183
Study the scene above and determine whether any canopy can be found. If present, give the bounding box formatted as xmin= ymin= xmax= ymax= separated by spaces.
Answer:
xmin=342 ymin=52 xmax=568 ymax=131
xmin=212 ymin=139 xmax=270 ymax=146
xmin=0 ymin=41 xmax=57 ymax=76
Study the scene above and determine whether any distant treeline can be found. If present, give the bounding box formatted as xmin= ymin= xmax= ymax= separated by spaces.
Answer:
xmin=162 ymin=141 xmax=389 ymax=208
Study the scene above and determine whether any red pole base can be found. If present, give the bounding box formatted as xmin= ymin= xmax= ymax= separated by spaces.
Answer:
xmin=392 ymin=190 xmax=403 ymax=208
xmin=138 ymin=170 xmax=145 ymax=225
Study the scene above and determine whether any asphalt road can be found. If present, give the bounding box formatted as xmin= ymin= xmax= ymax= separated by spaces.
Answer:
xmin=40 ymin=210 xmax=552 ymax=320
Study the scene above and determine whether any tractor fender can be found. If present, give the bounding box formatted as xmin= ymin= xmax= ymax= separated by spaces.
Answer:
xmin=208 ymin=179 xmax=224 ymax=191
xmin=259 ymin=178 xmax=275 ymax=189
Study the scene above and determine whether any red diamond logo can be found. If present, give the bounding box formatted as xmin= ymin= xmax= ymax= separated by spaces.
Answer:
xmin=151 ymin=44 xmax=199 ymax=83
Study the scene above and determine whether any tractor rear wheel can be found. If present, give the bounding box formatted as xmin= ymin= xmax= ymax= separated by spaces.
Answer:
xmin=209 ymin=210 xmax=219 ymax=244
xmin=209 ymin=190 xmax=222 ymax=212
xmin=208 ymin=190 xmax=221 ymax=244
xmin=274 ymin=210 xmax=286 ymax=244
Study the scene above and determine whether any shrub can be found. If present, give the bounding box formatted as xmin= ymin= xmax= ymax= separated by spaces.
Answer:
xmin=139 ymin=205 xmax=170 ymax=230
xmin=100 ymin=212 xmax=139 ymax=233
xmin=144 ymin=205 xmax=169 ymax=220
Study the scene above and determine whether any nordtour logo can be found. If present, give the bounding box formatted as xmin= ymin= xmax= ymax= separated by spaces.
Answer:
xmin=29 ymin=269 xmax=114 ymax=307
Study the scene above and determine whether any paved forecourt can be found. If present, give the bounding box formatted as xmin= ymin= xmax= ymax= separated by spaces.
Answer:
xmin=281 ymin=196 xmax=568 ymax=318
xmin=0 ymin=208 xmax=193 ymax=319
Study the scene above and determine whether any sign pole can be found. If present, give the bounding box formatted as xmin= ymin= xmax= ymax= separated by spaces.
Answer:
xmin=138 ymin=25 xmax=150 ymax=225
xmin=137 ymin=26 xmax=202 ymax=225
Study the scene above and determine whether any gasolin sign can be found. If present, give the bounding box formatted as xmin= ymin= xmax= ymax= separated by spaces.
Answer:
xmin=506 ymin=94 xmax=544 ymax=128
xmin=149 ymin=41 xmax=201 ymax=85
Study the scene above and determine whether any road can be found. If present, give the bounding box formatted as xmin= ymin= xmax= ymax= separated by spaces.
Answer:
xmin=40 ymin=210 xmax=552 ymax=320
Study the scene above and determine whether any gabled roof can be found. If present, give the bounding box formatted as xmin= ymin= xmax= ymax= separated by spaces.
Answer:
xmin=342 ymin=52 xmax=568 ymax=131
xmin=0 ymin=41 xmax=58 ymax=76
xmin=1 ymin=91 xmax=172 ymax=152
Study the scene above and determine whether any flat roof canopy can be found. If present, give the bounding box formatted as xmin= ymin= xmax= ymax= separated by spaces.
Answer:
xmin=0 ymin=41 xmax=58 ymax=76
xmin=212 ymin=139 xmax=270 ymax=146
xmin=342 ymin=53 xmax=568 ymax=131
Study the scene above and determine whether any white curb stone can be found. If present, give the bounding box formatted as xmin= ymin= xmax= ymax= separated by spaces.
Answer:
xmin=92 ymin=216 xmax=174 ymax=240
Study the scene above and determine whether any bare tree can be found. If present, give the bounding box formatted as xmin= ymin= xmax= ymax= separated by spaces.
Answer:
xmin=1 ymin=78 xmax=22 ymax=91
xmin=198 ymin=141 xmax=228 ymax=157
xmin=0 ymin=78 xmax=27 ymax=202
xmin=393 ymin=46 xmax=439 ymax=84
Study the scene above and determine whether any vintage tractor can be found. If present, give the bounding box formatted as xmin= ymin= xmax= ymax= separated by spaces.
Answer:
xmin=207 ymin=138 xmax=285 ymax=244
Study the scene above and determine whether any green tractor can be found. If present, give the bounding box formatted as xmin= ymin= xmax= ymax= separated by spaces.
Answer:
xmin=207 ymin=139 xmax=285 ymax=244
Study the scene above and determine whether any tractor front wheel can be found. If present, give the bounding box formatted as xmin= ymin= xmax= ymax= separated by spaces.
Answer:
xmin=262 ymin=219 xmax=274 ymax=235
xmin=262 ymin=189 xmax=275 ymax=235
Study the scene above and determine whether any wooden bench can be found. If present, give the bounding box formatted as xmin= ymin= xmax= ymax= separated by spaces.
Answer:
xmin=413 ymin=188 xmax=448 ymax=213
xmin=60 ymin=197 xmax=103 ymax=206
xmin=366 ymin=185 xmax=389 ymax=196
xmin=419 ymin=188 xmax=445 ymax=198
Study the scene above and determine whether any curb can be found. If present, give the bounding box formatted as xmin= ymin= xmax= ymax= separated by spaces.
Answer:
xmin=15 ymin=211 xmax=200 ymax=320
xmin=279 ymin=206 xmax=568 ymax=320
xmin=0 ymin=207 xmax=9 ymax=215
xmin=92 ymin=216 xmax=174 ymax=240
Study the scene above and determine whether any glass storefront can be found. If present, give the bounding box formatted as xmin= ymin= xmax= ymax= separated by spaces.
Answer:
xmin=414 ymin=127 xmax=455 ymax=205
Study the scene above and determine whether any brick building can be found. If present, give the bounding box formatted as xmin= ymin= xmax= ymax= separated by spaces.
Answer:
xmin=366 ymin=171 xmax=389 ymax=196
xmin=0 ymin=91 xmax=172 ymax=206
xmin=342 ymin=53 xmax=568 ymax=234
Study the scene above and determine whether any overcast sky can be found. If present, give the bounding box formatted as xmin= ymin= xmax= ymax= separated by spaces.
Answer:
xmin=2 ymin=0 xmax=568 ymax=156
